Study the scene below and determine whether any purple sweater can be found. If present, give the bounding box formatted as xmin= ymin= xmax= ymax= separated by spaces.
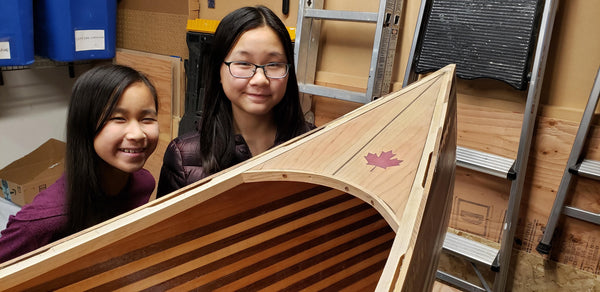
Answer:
xmin=0 ymin=169 xmax=155 ymax=263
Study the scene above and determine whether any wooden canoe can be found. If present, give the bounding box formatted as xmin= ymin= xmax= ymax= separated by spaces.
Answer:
xmin=0 ymin=65 xmax=457 ymax=291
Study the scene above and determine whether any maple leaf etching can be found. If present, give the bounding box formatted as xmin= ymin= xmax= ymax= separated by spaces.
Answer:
xmin=364 ymin=151 xmax=403 ymax=171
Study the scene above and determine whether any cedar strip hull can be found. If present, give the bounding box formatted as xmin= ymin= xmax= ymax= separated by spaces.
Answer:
xmin=0 ymin=65 xmax=457 ymax=291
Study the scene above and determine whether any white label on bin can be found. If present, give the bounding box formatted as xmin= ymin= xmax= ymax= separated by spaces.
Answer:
xmin=74 ymin=30 xmax=105 ymax=52
xmin=0 ymin=42 xmax=10 ymax=59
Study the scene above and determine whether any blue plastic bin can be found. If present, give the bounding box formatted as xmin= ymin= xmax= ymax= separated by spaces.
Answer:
xmin=34 ymin=0 xmax=117 ymax=62
xmin=0 ymin=0 xmax=34 ymax=66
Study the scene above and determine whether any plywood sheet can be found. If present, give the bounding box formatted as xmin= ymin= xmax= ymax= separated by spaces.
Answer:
xmin=117 ymin=9 xmax=188 ymax=59
xmin=516 ymin=117 xmax=600 ymax=275
xmin=437 ymin=228 xmax=600 ymax=291
xmin=118 ymin=0 xmax=188 ymax=15
xmin=448 ymin=115 xmax=600 ymax=279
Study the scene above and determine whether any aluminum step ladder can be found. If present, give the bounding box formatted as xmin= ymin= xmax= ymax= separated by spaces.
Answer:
xmin=403 ymin=0 xmax=558 ymax=291
xmin=536 ymin=67 xmax=600 ymax=255
xmin=294 ymin=0 xmax=404 ymax=104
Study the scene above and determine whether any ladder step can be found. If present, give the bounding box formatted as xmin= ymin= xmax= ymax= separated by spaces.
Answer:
xmin=298 ymin=83 xmax=368 ymax=103
xmin=571 ymin=159 xmax=600 ymax=180
xmin=443 ymin=232 xmax=500 ymax=269
xmin=456 ymin=146 xmax=516 ymax=180
xmin=304 ymin=9 xmax=379 ymax=23
xmin=563 ymin=206 xmax=600 ymax=225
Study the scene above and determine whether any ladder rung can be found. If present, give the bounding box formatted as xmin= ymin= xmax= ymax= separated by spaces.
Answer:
xmin=298 ymin=83 xmax=369 ymax=103
xmin=436 ymin=270 xmax=487 ymax=292
xmin=304 ymin=9 xmax=379 ymax=23
xmin=563 ymin=206 xmax=600 ymax=225
xmin=443 ymin=232 xmax=499 ymax=269
xmin=572 ymin=159 xmax=600 ymax=180
xmin=456 ymin=146 xmax=516 ymax=179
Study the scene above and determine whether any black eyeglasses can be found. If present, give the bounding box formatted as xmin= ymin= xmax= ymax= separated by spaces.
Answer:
xmin=223 ymin=61 xmax=290 ymax=79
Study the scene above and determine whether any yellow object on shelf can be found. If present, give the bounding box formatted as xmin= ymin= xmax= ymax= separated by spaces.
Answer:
xmin=187 ymin=19 xmax=296 ymax=41
xmin=186 ymin=19 xmax=220 ymax=33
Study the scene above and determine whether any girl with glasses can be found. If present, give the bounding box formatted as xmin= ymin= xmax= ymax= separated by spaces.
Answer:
xmin=157 ymin=5 xmax=314 ymax=197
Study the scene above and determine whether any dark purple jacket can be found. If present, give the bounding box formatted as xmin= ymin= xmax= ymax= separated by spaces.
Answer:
xmin=0 ymin=169 xmax=155 ymax=263
xmin=157 ymin=122 xmax=315 ymax=198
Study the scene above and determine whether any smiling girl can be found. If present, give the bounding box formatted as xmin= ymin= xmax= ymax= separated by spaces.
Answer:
xmin=0 ymin=64 xmax=159 ymax=263
xmin=157 ymin=6 xmax=314 ymax=197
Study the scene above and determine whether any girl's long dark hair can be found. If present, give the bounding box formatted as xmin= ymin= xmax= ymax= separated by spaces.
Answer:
xmin=200 ymin=5 xmax=308 ymax=174
xmin=64 ymin=64 xmax=157 ymax=235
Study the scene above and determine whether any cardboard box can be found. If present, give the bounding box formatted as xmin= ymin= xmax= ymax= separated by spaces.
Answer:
xmin=0 ymin=139 xmax=65 ymax=206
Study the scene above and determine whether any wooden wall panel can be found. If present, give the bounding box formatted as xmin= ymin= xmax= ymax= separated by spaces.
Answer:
xmin=447 ymin=115 xmax=600 ymax=286
xmin=517 ymin=118 xmax=600 ymax=275
xmin=116 ymin=9 xmax=188 ymax=59
xmin=118 ymin=0 xmax=188 ymax=15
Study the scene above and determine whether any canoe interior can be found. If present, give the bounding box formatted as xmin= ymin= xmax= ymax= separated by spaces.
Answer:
xmin=13 ymin=181 xmax=395 ymax=291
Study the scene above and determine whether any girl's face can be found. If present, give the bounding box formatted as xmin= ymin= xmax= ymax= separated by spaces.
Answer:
xmin=94 ymin=82 xmax=159 ymax=175
xmin=220 ymin=26 xmax=288 ymax=120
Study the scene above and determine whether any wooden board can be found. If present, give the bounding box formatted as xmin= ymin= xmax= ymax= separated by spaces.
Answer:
xmin=0 ymin=65 xmax=457 ymax=291
xmin=115 ymin=49 xmax=183 ymax=199
xmin=117 ymin=9 xmax=188 ymax=59
xmin=118 ymin=0 xmax=188 ymax=15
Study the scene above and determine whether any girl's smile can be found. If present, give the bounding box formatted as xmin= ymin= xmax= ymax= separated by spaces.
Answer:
xmin=94 ymin=81 xmax=159 ymax=175
xmin=221 ymin=26 xmax=288 ymax=119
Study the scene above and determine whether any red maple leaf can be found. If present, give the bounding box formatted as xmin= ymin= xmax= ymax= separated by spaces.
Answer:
xmin=365 ymin=151 xmax=403 ymax=171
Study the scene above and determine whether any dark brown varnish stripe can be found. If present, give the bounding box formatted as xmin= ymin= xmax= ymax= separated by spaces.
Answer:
xmin=28 ymin=184 xmax=395 ymax=291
